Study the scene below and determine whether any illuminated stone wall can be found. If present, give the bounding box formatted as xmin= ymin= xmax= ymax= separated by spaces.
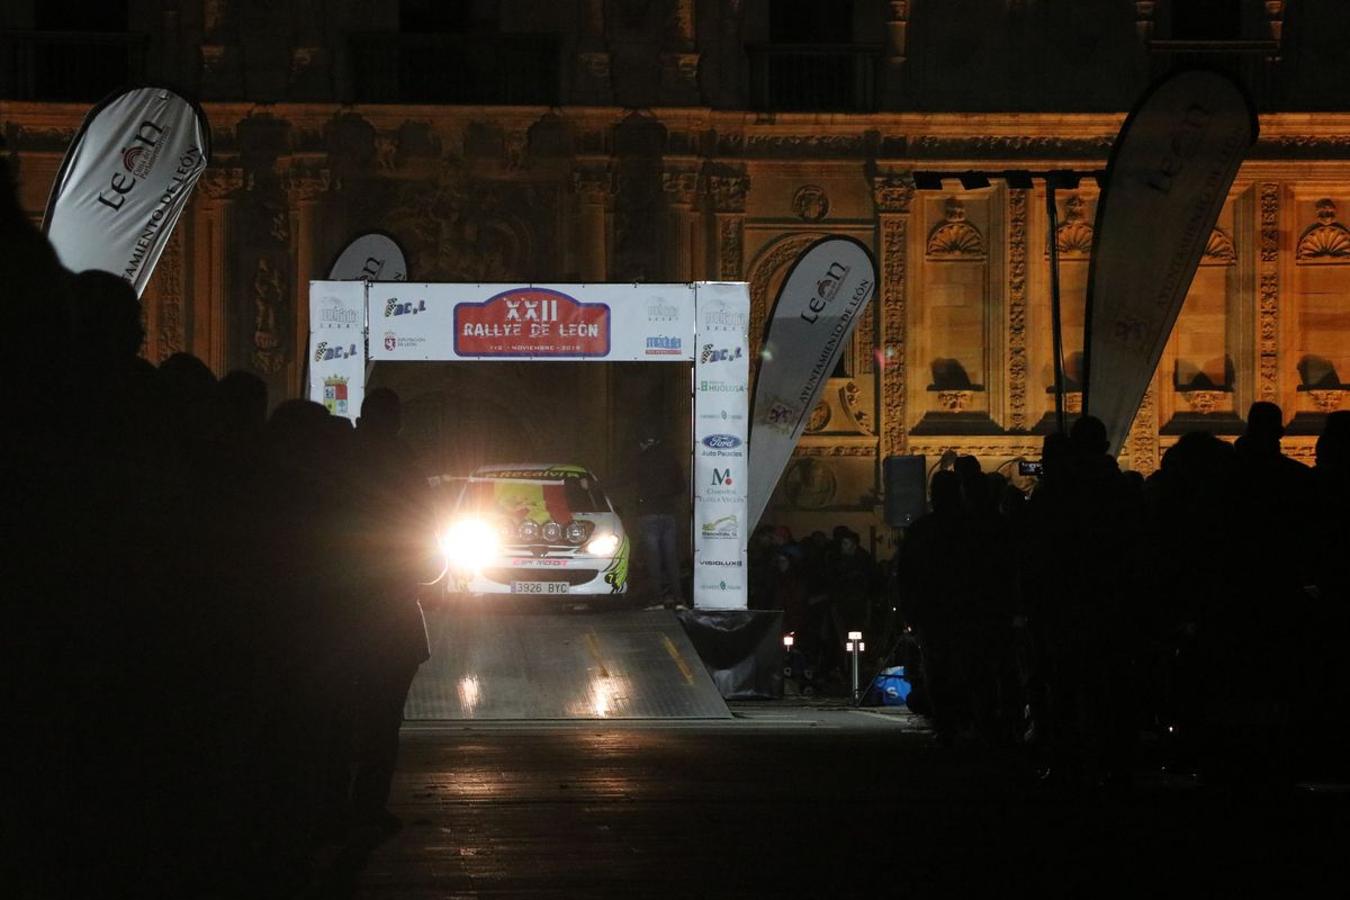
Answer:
xmin=3 ymin=0 xmax=1348 ymax=547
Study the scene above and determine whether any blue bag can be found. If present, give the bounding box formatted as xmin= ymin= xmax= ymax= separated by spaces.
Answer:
xmin=871 ymin=666 xmax=911 ymax=706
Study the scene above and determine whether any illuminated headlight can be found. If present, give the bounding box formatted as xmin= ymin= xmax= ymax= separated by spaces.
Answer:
xmin=586 ymin=532 xmax=620 ymax=556
xmin=565 ymin=521 xmax=587 ymax=544
xmin=441 ymin=518 xmax=500 ymax=571
xmin=542 ymin=521 xmax=563 ymax=543
xmin=519 ymin=520 xmax=539 ymax=541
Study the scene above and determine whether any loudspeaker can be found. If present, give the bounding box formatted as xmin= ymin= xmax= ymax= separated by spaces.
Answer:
xmin=883 ymin=455 xmax=927 ymax=528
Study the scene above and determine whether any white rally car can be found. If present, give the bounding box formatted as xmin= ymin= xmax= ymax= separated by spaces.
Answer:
xmin=439 ymin=464 xmax=629 ymax=597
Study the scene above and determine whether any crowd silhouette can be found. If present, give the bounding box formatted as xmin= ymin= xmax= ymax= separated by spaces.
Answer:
xmin=895 ymin=407 xmax=1350 ymax=787
xmin=751 ymin=384 xmax=1350 ymax=788
xmin=2 ymin=161 xmax=434 ymax=898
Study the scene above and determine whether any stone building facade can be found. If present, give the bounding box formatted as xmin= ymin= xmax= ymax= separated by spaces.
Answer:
xmin=2 ymin=1 xmax=1348 ymax=548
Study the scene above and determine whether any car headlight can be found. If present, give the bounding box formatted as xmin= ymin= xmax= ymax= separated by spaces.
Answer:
xmin=519 ymin=520 xmax=539 ymax=541
xmin=441 ymin=518 xmax=500 ymax=571
xmin=542 ymin=521 xmax=563 ymax=543
xmin=565 ymin=521 xmax=588 ymax=544
xmin=586 ymin=532 xmax=620 ymax=556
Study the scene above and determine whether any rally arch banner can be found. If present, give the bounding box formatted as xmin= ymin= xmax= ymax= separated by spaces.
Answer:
xmin=307 ymin=280 xmax=751 ymax=610
xmin=43 ymin=85 xmax=210 ymax=297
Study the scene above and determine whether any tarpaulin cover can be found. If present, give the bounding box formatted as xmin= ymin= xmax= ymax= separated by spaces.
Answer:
xmin=676 ymin=609 xmax=784 ymax=700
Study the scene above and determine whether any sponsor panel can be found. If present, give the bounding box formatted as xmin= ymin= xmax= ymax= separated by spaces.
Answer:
xmin=308 ymin=281 xmax=366 ymax=422
xmin=693 ymin=282 xmax=750 ymax=610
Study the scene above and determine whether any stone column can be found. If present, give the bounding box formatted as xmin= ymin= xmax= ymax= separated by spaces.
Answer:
xmin=660 ymin=0 xmax=700 ymax=105
xmin=872 ymin=172 xmax=914 ymax=457
xmin=1258 ymin=182 xmax=1281 ymax=407
xmin=284 ymin=164 xmax=331 ymax=396
xmin=663 ymin=168 xmax=700 ymax=281
xmin=572 ymin=165 xmax=612 ymax=281
xmin=192 ymin=166 xmax=244 ymax=373
xmin=574 ymin=0 xmax=613 ymax=104
xmin=883 ymin=1 xmax=912 ymax=106
xmin=1007 ymin=188 xmax=1030 ymax=432
xmin=708 ymin=173 xmax=748 ymax=281
xmin=200 ymin=0 xmax=244 ymax=99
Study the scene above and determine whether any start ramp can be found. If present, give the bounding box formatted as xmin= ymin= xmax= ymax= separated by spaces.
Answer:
xmin=405 ymin=606 xmax=732 ymax=720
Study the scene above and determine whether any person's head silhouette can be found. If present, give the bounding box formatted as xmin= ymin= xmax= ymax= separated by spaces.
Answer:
xmin=930 ymin=470 xmax=962 ymax=515
xmin=359 ymin=388 xmax=402 ymax=437
xmin=1070 ymin=415 xmax=1109 ymax=457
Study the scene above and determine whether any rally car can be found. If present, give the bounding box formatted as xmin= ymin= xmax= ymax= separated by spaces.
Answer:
xmin=439 ymin=464 xmax=629 ymax=597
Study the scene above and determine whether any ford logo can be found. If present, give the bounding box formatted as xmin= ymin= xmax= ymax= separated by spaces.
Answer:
xmin=702 ymin=434 xmax=742 ymax=449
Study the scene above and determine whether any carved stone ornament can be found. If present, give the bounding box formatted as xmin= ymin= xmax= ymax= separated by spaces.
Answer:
xmin=804 ymin=401 xmax=832 ymax=433
xmin=792 ymin=185 xmax=830 ymax=222
xmin=926 ymin=197 xmax=985 ymax=257
xmin=872 ymin=174 xmax=915 ymax=214
xmin=1258 ymin=184 xmax=1280 ymax=402
xmin=199 ymin=167 xmax=245 ymax=200
xmin=1007 ymin=189 xmax=1029 ymax=431
xmin=1055 ymin=194 xmax=1093 ymax=256
xmin=1064 ymin=391 xmax=1083 ymax=414
xmin=1296 ymin=199 xmax=1350 ymax=261
xmin=839 ymin=381 xmax=873 ymax=433
xmin=783 ymin=457 xmax=838 ymax=509
xmin=251 ymin=257 xmax=287 ymax=374
xmin=1202 ymin=227 xmax=1236 ymax=264
xmin=708 ymin=174 xmax=749 ymax=213
xmin=936 ymin=390 xmax=973 ymax=412
xmin=1180 ymin=389 xmax=1225 ymax=415
xmin=1308 ymin=389 xmax=1346 ymax=414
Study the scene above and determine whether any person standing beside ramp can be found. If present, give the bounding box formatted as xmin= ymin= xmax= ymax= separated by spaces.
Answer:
xmin=349 ymin=388 xmax=434 ymax=835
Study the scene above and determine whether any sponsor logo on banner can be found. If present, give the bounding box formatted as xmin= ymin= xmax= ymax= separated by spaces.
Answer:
xmin=699 ymin=409 xmax=744 ymax=423
xmin=701 ymin=514 xmax=739 ymax=540
xmin=764 ymin=398 xmax=798 ymax=433
xmin=454 ymin=288 xmax=610 ymax=357
xmin=313 ymin=340 xmax=359 ymax=362
xmin=702 ymin=434 xmax=742 ymax=450
xmin=701 ymin=307 xmax=747 ymax=333
xmin=647 ymin=297 xmax=679 ymax=323
xmin=645 ymin=335 xmax=683 ymax=355
xmin=384 ymin=297 xmax=427 ymax=317
xmin=697 ymin=578 xmax=744 ymax=593
xmin=384 ymin=332 xmax=397 ymax=352
xmin=711 ymin=467 xmax=735 ymax=487
xmin=97 ymin=120 xmax=169 ymax=211
xmin=698 ymin=558 xmax=744 ymax=568
xmin=699 ymin=380 xmax=746 ymax=393
xmin=699 ymin=343 xmax=744 ymax=364
xmin=322 ymin=376 xmax=349 ymax=416
xmin=318 ymin=296 xmax=361 ymax=326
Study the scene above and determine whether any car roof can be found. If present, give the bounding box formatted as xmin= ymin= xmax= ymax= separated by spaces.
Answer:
xmin=469 ymin=463 xmax=594 ymax=481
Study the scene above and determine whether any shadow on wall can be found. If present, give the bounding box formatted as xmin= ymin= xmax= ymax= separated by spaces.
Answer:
xmin=1174 ymin=356 xmax=1235 ymax=390
xmin=1299 ymin=354 xmax=1343 ymax=389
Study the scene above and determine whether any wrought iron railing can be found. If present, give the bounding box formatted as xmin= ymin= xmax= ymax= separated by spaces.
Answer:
xmin=0 ymin=30 xmax=146 ymax=101
xmin=747 ymin=43 xmax=881 ymax=113
xmin=348 ymin=32 xmax=559 ymax=105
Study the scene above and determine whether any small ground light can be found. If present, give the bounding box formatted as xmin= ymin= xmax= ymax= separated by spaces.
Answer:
xmin=846 ymin=631 xmax=865 ymax=703
xmin=783 ymin=633 xmax=795 ymax=649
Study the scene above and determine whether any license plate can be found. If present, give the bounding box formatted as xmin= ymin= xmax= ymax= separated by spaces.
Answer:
xmin=511 ymin=581 xmax=569 ymax=594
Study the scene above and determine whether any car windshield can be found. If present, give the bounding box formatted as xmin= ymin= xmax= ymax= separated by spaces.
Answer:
xmin=459 ymin=474 xmax=609 ymax=520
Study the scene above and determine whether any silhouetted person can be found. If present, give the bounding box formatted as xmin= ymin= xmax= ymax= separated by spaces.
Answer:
xmin=630 ymin=426 xmax=686 ymax=606
xmin=349 ymin=388 xmax=433 ymax=836
xmin=1204 ymin=402 xmax=1315 ymax=783
xmin=900 ymin=471 xmax=979 ymax=745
